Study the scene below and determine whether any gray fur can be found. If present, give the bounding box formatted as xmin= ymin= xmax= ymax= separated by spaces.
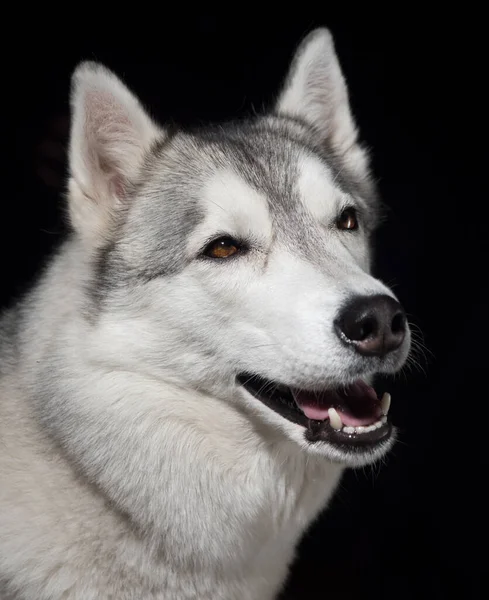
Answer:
xmin=0 ymin=28 xmax=410 ymax=599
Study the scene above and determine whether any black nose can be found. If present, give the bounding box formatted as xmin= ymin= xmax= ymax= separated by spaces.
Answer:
xmin=335 ymin=294 xmax=407 ymax=357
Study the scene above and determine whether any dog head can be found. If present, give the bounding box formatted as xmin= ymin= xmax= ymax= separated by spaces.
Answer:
xmin=68 ymin=29 xmax=411 ymax=467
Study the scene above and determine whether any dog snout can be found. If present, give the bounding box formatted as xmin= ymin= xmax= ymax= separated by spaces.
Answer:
xmin=334 ymin=294 xmax=407 ymax=357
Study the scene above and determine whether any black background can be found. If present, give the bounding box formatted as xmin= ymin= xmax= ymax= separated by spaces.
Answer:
xmin=2 ymin=13 xmax=486 ymax=599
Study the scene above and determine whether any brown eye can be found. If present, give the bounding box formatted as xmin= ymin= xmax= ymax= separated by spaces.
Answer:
xmin=203 ymin=237 xmax=241 ymax=259
xmin=336 ymin=207 xmax=359 ymax=231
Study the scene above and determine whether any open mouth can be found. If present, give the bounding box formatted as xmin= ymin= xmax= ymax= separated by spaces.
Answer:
xmin=237 ymin=374 xmax=392 ymax=450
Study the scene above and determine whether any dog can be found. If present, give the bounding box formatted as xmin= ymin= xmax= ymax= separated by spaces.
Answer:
xmin=0 ymin=28 xmax=411 ymax=599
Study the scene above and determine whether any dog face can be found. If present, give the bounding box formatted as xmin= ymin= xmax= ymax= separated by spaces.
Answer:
xmin=69 ymin=29 xmax=410 ymax=468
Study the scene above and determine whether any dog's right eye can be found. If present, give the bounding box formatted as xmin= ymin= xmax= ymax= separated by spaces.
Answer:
xmin=202 ymin=237 xmax=243 ymax=259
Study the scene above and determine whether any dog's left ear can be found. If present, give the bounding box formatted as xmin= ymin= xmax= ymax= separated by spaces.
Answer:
xmin=275 ymin=28 xmax=370 ymax=184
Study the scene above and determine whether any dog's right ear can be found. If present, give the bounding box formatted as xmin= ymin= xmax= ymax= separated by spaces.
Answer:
xmin=68 ymin=62 xmax=163 ymax=246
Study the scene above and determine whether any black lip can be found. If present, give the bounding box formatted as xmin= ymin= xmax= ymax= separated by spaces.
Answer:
xmin=237 ymin=373 xmax=392 ymax=452
xmin=237 ymin=373 xmax=306 ymax=427
xmin=305 ymin=417 xmax=392 ymax=449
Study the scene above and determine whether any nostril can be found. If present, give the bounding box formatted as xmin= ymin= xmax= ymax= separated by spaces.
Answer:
xmin=357 ymin=316 xmax=377 ymax=341
xmin=391 ymin=311 xmax=406 ymax=335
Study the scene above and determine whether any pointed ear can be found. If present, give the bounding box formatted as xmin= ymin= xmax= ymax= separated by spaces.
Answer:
xmin=68 ymin=62 xmax=163 ymax=245
xmin=275 ymin=28 xmax=370 ymax=183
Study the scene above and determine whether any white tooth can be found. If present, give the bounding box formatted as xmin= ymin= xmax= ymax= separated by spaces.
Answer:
xmin=381 ymin=416 xmax=387 ymax=424
xmin=328 ymin=408 xmax=342 ymax=430
xmin=356 ymin=426 xmax=366 ymax=433
xmin=381 ymin=392 xmax=391 ymax=415
xmin=343 ymin=426 xmax=355 ymax=434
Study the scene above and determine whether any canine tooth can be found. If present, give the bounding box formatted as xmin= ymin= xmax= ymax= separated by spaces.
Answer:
xmin=328 ymin=408 xmax=342 ymax=430
xmin=343 ymin=426 xmax=355 ymax=434
xmin=381 ymin=392 xmax=391 ymax=415
xmin=381 ymin=416 xmax=387 ymax=424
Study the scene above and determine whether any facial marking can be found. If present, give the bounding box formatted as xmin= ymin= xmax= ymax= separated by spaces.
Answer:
xmin=296 ymin=153 xmax=346 ymax=223
xmin=190 ymin=168 xmax=273 ymax=255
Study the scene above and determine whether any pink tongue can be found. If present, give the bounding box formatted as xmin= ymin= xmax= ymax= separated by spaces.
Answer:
xmin=294 ymin=381 xmax=381 ymax=427
xmin=299 ymin=404 xmax=332 ymax=421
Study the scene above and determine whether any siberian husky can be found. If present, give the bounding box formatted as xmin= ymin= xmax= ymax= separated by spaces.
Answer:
xmin=0 ymin=28 xmax=411 ymax=599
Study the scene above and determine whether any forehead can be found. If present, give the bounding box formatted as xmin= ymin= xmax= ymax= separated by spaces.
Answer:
xmin=148 ymin=122 xmax=347 ymax=227
xmin=199 ymin=154 xmax=345 ymax=241
xmin=196 ymin=123 xmax=341 ymax=211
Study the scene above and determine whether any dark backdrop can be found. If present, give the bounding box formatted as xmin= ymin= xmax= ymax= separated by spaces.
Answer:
xmin=2 ymin=13 xmax=486 ymax=600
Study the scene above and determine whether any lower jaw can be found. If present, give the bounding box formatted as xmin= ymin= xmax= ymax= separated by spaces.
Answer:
xmin=304 ymin=415 xmax=392 ymax=450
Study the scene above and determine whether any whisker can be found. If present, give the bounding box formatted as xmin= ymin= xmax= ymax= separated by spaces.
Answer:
xmin=331 ymin=164 xmax=347 ymax=187
xmin=246 ymin=343 xmax=281 ymax=351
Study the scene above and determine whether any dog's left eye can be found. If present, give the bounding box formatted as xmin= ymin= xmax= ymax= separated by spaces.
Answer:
xmin=336 ymin=207 xmax=359 ymax=231
xmin=202 ymin=237 xmax=242 ymax=259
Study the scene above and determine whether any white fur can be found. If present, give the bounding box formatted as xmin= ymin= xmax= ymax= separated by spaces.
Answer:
xmin=0 ymin=28 xmax=410 ymax=599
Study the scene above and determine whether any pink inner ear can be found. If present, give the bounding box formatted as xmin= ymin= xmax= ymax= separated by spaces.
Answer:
xmin=84 ymin=90 xmax=138 ymax=199
xmin=86 ymin=90 xmax=133 ymax=127
xmin=110 ymin=174 xmax=127 ymax=199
